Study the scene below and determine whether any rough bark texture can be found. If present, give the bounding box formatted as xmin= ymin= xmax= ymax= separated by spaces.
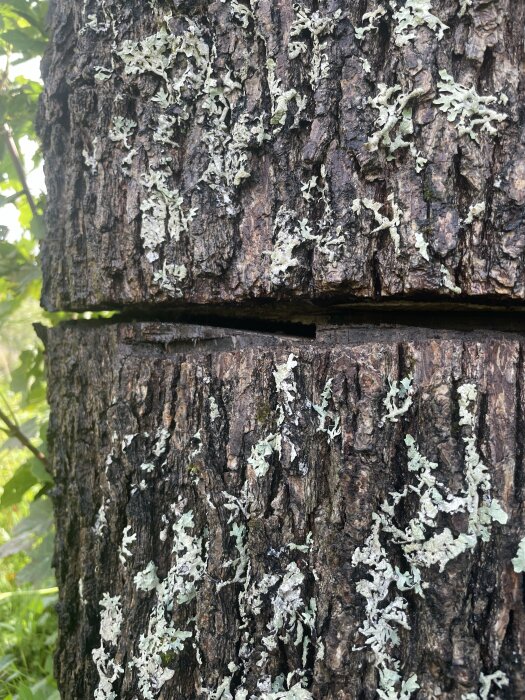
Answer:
xmin=46 ymin=322 xmax=525 ymax=699
xmin=39 ymin=0 xmax=525 ymax=311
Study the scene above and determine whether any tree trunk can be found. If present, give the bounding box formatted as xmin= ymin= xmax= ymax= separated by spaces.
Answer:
xmin=44 ymin=322 xmax=525 ymax=699
xmin=40 ymin=1 xmax=525 ymax=699
xmin=39 ymin=0 xmax=525 ymax=310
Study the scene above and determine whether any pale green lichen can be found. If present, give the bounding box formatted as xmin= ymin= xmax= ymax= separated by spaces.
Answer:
xmin=129 ymin=506 xmax=206 ymax=699
xmin=268 ymin=168 xmax=345 ymax=283
xmin=266 ymin=58 xmax=305 ymax=130
xmin=262 ymin=561 xmax=316 ymax=659
xmin=463 ymin=201 xmax=486 ymax=225
xmin=200 ymin=113 xmax=271 ymax=211
xmin=288 ymin=5 xmax=342 ymax=88
xmin=434 ymin=70 xmax=507 ymax=143
xmin=273 ymin=354 xmax=299 ymax=410
xmin=353 ymin=383 xmax=508 ymax=698
xmin=83 ymin=137 xmax=99 ymax=174
xmin=94 ymin=65 xmax=113 ymax=82
xmin=80 ymin=0 xmax=114 ymax=36
xmin=366 ymin=83 xmax=425 ymax=165
xmin=108 ymin=116 xmax=136 ymax=149
xmin=458 ymin=0 xmax=472 ymax=17
xmin=248 ymin=433 xmax=282 ymax=477
xmin=93 ymin=594 xmax=124 ymax=700
xmin=441 ymin=265 xmax=462 ymax=294
xmin=312 ymin=379 xmax=341 ymax=443
xmin=414 ymin=231 xmax=429 ymax=261
xmin=390 ymin=0 xmax=448 ymax=46
xmin=152 ymin=262 xmax=188 ymax=295
xmin=352 ymin=195 xmax=403 ymax=255
xmin=512 ymin=536 xmax=525 ymax=573
xmin=118 ymin=525 xmax=137 ymax=565
xmin=355 ymin=6 xmax=387 ymax=40
xmin=209 ymin=397 xmax=220 ymax=422
xmin=134 ymin=562 xmax=160 ymax=592
xmin=380 ymin=376 xmax=414 ymax=425
xmin=93 ymin=503 xmax=108 ymax=537
xmin=226 ymin=0 xmax=255 ymax=28
xmin=461 ymin=670 xmax=509 ymax=700
xmin=360 ymin=57 xmax=372 ymax=74
xmin=267 ymin=207 xmax=316 ymax=283
xmin=218 ymin=521 xmax=249 ymax=592
xmin=139 ymin=167 xmax=197 ymax=262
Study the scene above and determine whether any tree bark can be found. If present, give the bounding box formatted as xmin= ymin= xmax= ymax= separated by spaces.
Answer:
xmin=45 ymin=322 xmax=524 ymax=699
xmin=39 ymin=0 xmax=525 ymax=311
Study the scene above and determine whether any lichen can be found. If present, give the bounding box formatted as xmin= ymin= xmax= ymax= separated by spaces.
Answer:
xmin=267 ymin=207 xmax=316 ymax=283
xmin=380 ymin=376 xmax=414 ymax=425
xmin=209 ymin=396 xmax=220 ymax=422
xmin=139 ymin=168 xmax=197 ymax=263
xmin=93 ymin=594 xmax=124 ymax=700
xmin=266 ymin=58 xmax=305 ymax=130
xmin=288 ymin=5 xmax=342 ymax=88
xmin=391 ymin=0 xmax=448 ymax=47
xmin=463 ymin=201 xmax=485 ymax=225
xmin=248 ymin=433 xmax=282 ymax=478
xmin=93 ymin=503 xmax=108 ymax=537
xmin=225 ymin=0 xmax=255 ymax=29
xmin=441 ymin=265 xmax=462 ymax=294
xmin=312 ymin=379 xmax=341 ymax=443
xmin=461 ymin=670 xmax=509 ymax=700
xmin=434 ymin=70 xmax=507 ymax=143
xmin=134 ymin=562 xmax=160 ymax=592
xmin=355 ymin=6 xmax=387 ymax=40
xmin=108 ymin=116 xmax=136 ymax=149
xmin=414 ymin=231 xmax=430 ymax=261
xmin=512 ymin=536 xmax=525 ymax=573
xmin=458 ymin=0 xmax=473 ymax=17
xmin=366 ymin=83 xmax=425 ymax=165
xmin=129 ymin=506 xmax=206 ymax=699
xmin=83 ymin=137 xmax=99 ymax=174
xmin=119 ymin=525 xmax=137 ymax=565
xmin=352 ymin=195 xmax=403 ymax=255
xmin=353 ymin=383 xmax=508 ymax=698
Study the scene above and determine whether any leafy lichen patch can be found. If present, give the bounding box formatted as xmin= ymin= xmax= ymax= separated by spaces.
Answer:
xmin=390 ymin=0 xmax=448 ymax=46
xmin=352 ymin=195 xmax=403 ymax=255
xmin=434 ymin=70 xmax=507 ymax=143
xmin=353 ymin=383 xmax=508 ymax=698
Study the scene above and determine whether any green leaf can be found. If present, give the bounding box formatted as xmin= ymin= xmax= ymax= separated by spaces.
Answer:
xmin=0 ymin=459 xmax=38 ymax=507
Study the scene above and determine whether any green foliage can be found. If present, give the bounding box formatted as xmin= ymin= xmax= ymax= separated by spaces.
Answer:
xmin=0 ymin=2 xmax=58 ymax=698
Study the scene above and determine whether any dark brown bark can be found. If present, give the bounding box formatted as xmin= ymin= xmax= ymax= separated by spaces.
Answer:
xmin=39 ymin=0 xmax=525 ymax=311
xmin=45 ymin=322 xmax=525 ymax=699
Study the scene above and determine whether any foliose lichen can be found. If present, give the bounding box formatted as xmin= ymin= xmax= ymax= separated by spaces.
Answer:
xmin=434 ymin=70 xmax=507 ymax=143
xmin=353 ymin=383 xmax=508 ymax=698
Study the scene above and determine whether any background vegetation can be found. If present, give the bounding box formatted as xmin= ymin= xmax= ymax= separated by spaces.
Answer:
xmin=0 ymin=1 xmax=59 ymax=697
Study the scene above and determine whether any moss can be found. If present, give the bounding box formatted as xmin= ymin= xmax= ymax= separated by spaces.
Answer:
xmin=256 ymin=402 xmax=272 ymax=423
xmin=187 ymin=461 xmax=201 ymax=475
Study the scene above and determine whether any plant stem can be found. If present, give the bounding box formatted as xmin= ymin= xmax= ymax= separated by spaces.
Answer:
xmin=0 ymin=587 xmax=58 ymax=603
xmin=0 ymin=406 xmax=49 ymax=467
